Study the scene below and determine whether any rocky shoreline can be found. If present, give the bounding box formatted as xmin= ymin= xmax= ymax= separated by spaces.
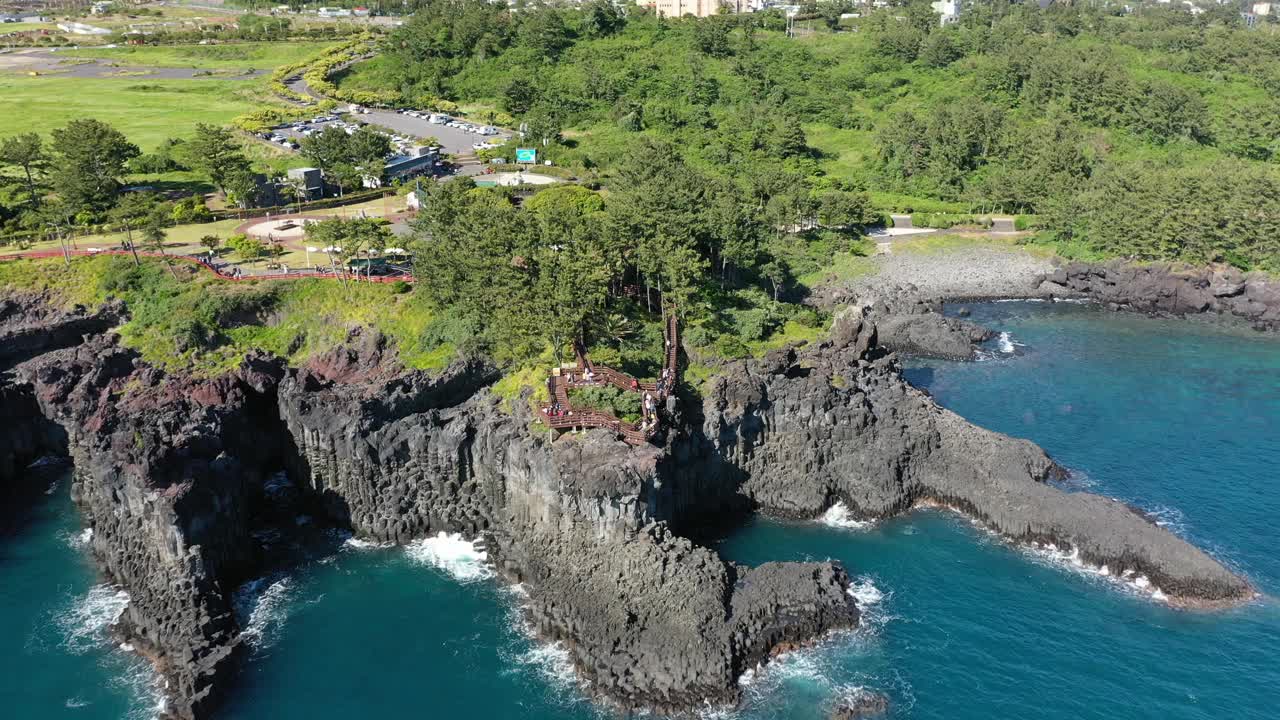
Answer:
xmin=0 ymin=262 xmax=1260 ymax=719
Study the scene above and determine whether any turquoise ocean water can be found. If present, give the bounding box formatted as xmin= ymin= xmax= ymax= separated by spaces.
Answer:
xmin=5 ymin=301 xmax=1278 ymax=719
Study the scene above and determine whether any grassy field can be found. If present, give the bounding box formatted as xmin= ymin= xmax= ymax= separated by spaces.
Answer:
xmin=0 ymin=74 xmax=271 ymax=149
xmin=58 ymin=42 xmax=334 ymax=70
xmin=0 ymin=22 xmax=56 ymax=33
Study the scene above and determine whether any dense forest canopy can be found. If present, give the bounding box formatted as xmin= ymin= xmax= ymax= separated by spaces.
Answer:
xmin=332 ymin=0 xmax=1280 ymax=272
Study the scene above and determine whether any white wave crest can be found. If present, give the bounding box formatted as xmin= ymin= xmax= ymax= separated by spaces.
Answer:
xmin=61 ymin=526 xmax=94 ymax=549
xmin=405 ymin=532 xmax=491 ymax=582
xmin=233 ymin=576 xmax=293 ymax=648
xmin=1143 ymin=505 xmax=1187 ymax=534
xmin=847 ymin=578 xmax=883 ymax=607
xmin=343 ymin=536 xmax=393 ymax=550
xmin=57 ymin=584 xmax=129 ymax=654
xmin=997 ymin=331 xmax=1016 ymax=354
xmin=819 ymin=502 xmax=871 ymax=531
xmin=1027 ymin=542 xmax=1171 ymax=604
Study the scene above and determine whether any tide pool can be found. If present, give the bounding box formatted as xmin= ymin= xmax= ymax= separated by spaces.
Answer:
xmin=4 ymin=301 xmax=1278 ymax=719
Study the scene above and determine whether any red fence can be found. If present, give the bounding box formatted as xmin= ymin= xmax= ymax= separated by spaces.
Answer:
xmin=0 ymin=249 xmax=416 ymax=284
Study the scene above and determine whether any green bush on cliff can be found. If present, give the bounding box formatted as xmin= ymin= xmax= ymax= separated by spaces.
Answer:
xmin=567 ymin=385 xmax=642 ymax=424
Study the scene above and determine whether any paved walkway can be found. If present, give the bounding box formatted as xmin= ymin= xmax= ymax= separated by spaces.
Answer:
xmin=1 ymin=248 xmax=414 ymax=283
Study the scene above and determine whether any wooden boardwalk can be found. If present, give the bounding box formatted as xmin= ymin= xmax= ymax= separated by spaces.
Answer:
xmin=540 ymin=310 xmax=679 ymax=447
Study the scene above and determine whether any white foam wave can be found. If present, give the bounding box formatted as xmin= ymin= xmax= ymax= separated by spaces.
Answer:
xmin=847 ymin=578 xmax=884 ymax=607
xmin=997 ymin=331 xmax=1016 ymax=354
xmin=993 ymin=298 xmax=1046 ymax=303
xmin=404 ymin=532 xmax=491 ymax=583
xmin=57 ymin=584 xmax=129 ymax=654
xmin=1143 ymin=505 xmax=1187 ymax=533
xmin=343 ymin=536 xmax=393 ymax=550
xmin=517 ymin=640 xmax=579 ymax=689
xmin=61 ymin=526 xmax=94 ymax=549
xmin=233 ymin=576 xmax=293 ymax=649
xmin=819 ymin=502 xmax=872 ymax=531
xmin=1026 ymin=541 xmax=1171 ymax=604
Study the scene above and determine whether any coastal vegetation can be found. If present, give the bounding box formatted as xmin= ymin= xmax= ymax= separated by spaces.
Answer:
xmin=0 ymin=254 xmax=449 ymax=374
xmin=3 ymin=0 xmax=1278 ymax=388
xmin=341 ymin=0 xmax=1280 ymax=271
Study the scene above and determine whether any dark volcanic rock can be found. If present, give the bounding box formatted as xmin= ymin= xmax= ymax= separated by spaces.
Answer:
xmin=276 ymin=339 xmax=859 ymax=712
xmin=1037 ymin=262 xmax=1280 ymax=330
xmin=689 ymin=311 xmax=1251 ymax=604
xmin=859 ymin=285 xmax=993 ymax=359
xmin=0 ymin=286 xmax=1255 ymax=720
xmin=15 ymin=335 xmax=296 ymax=720
xmin=0 ymin=292 xmax=123 ymax=370
xmin=830 ymin=691 xmax=890 ymax=719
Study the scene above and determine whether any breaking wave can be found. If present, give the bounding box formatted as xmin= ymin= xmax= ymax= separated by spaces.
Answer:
xmin=56 ymin=584 xmax=129 ymax=654
xmin=847 ymin=578 xmax=884 ymax=608
xmin=61 ymin=526 xmax=94 ymax=550
xmin=233 ymin=575 xmax=295 ymax=650
xmin=819 ymin=502 xmax=872 ymax=531
xmin=405 ymin=532 xmax=492 ymax=583
xmin=997 ymin=331 xmax=1016 ymax=354
xmin=1024 ymin=541 xmax=1173 ymax=605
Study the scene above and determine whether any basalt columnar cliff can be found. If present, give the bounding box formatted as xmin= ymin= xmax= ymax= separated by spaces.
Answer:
xmin=0 ymin=286 xmax=1253 ymax=720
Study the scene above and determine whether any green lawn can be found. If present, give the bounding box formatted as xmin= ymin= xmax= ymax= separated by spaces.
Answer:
xmin=58 ymin=42 xmax=334 ymax=71
xmin=0 ymin=74 xmax=272 ymax=150
xmin=0 ymin=22 xmax=56 ymax=33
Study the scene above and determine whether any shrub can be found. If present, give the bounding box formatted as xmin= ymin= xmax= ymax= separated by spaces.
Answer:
xmin=567 ymin=385 xmax=642 ymax=423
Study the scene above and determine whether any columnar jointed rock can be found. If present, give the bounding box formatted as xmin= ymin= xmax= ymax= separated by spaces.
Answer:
xmin=16 ymin=336 xmax=290 ymax=720
xmin=694 ymin=312 xmax=1252 ymax=604
xmin=276 ymin=338 xmax=859 ymax=712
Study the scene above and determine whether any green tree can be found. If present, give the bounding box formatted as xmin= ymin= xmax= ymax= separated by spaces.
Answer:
xmin=49 ymin=119 xmax=140 ymax=212
xmin=226 ymin=233 xmax=267 ymax=267
xmin=199 ymin=234 xmax=222 ymax=259
xmin=109 ymin=191 xmax=161 ymax=267
xmin=224 ymin=170 xmax=260 ymax=210
xmin=177 ymin=123 xmax=251 ymax=195
xmin=142 ymin=204 xmax=179 ymax=280
xmin=0 ymin=132 xmax=48 ymax=208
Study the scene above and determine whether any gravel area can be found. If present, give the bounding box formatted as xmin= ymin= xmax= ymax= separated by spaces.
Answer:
xmin=821 ymin=245 xmax=1059 ymax=307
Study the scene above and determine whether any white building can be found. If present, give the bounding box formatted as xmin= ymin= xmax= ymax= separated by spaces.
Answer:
xmin=930 ymin=0 xmax=960 ymax=24
xmin=1253 ymin=2 xmax=1272 ymax=15
xmin=650 ymin=0 xmax=749 ymax=18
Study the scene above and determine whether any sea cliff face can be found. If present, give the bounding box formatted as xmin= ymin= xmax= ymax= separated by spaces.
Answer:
xmin=0 ymin=283 xmax=1253 ymax=719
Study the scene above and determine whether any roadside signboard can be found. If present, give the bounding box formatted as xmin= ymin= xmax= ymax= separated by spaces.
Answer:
xmin=515 ymin=148 xmax=537 ymax=164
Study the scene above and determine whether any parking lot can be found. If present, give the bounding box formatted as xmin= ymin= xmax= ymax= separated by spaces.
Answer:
xmin=262 ymin=110 xmax=513 ymax=158
xmin=361 ymin=110 xmax=512 ymax=155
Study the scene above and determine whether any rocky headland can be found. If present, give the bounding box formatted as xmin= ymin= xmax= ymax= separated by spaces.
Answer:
xmin=0 ymin=271 xmax=1257 ymax=719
